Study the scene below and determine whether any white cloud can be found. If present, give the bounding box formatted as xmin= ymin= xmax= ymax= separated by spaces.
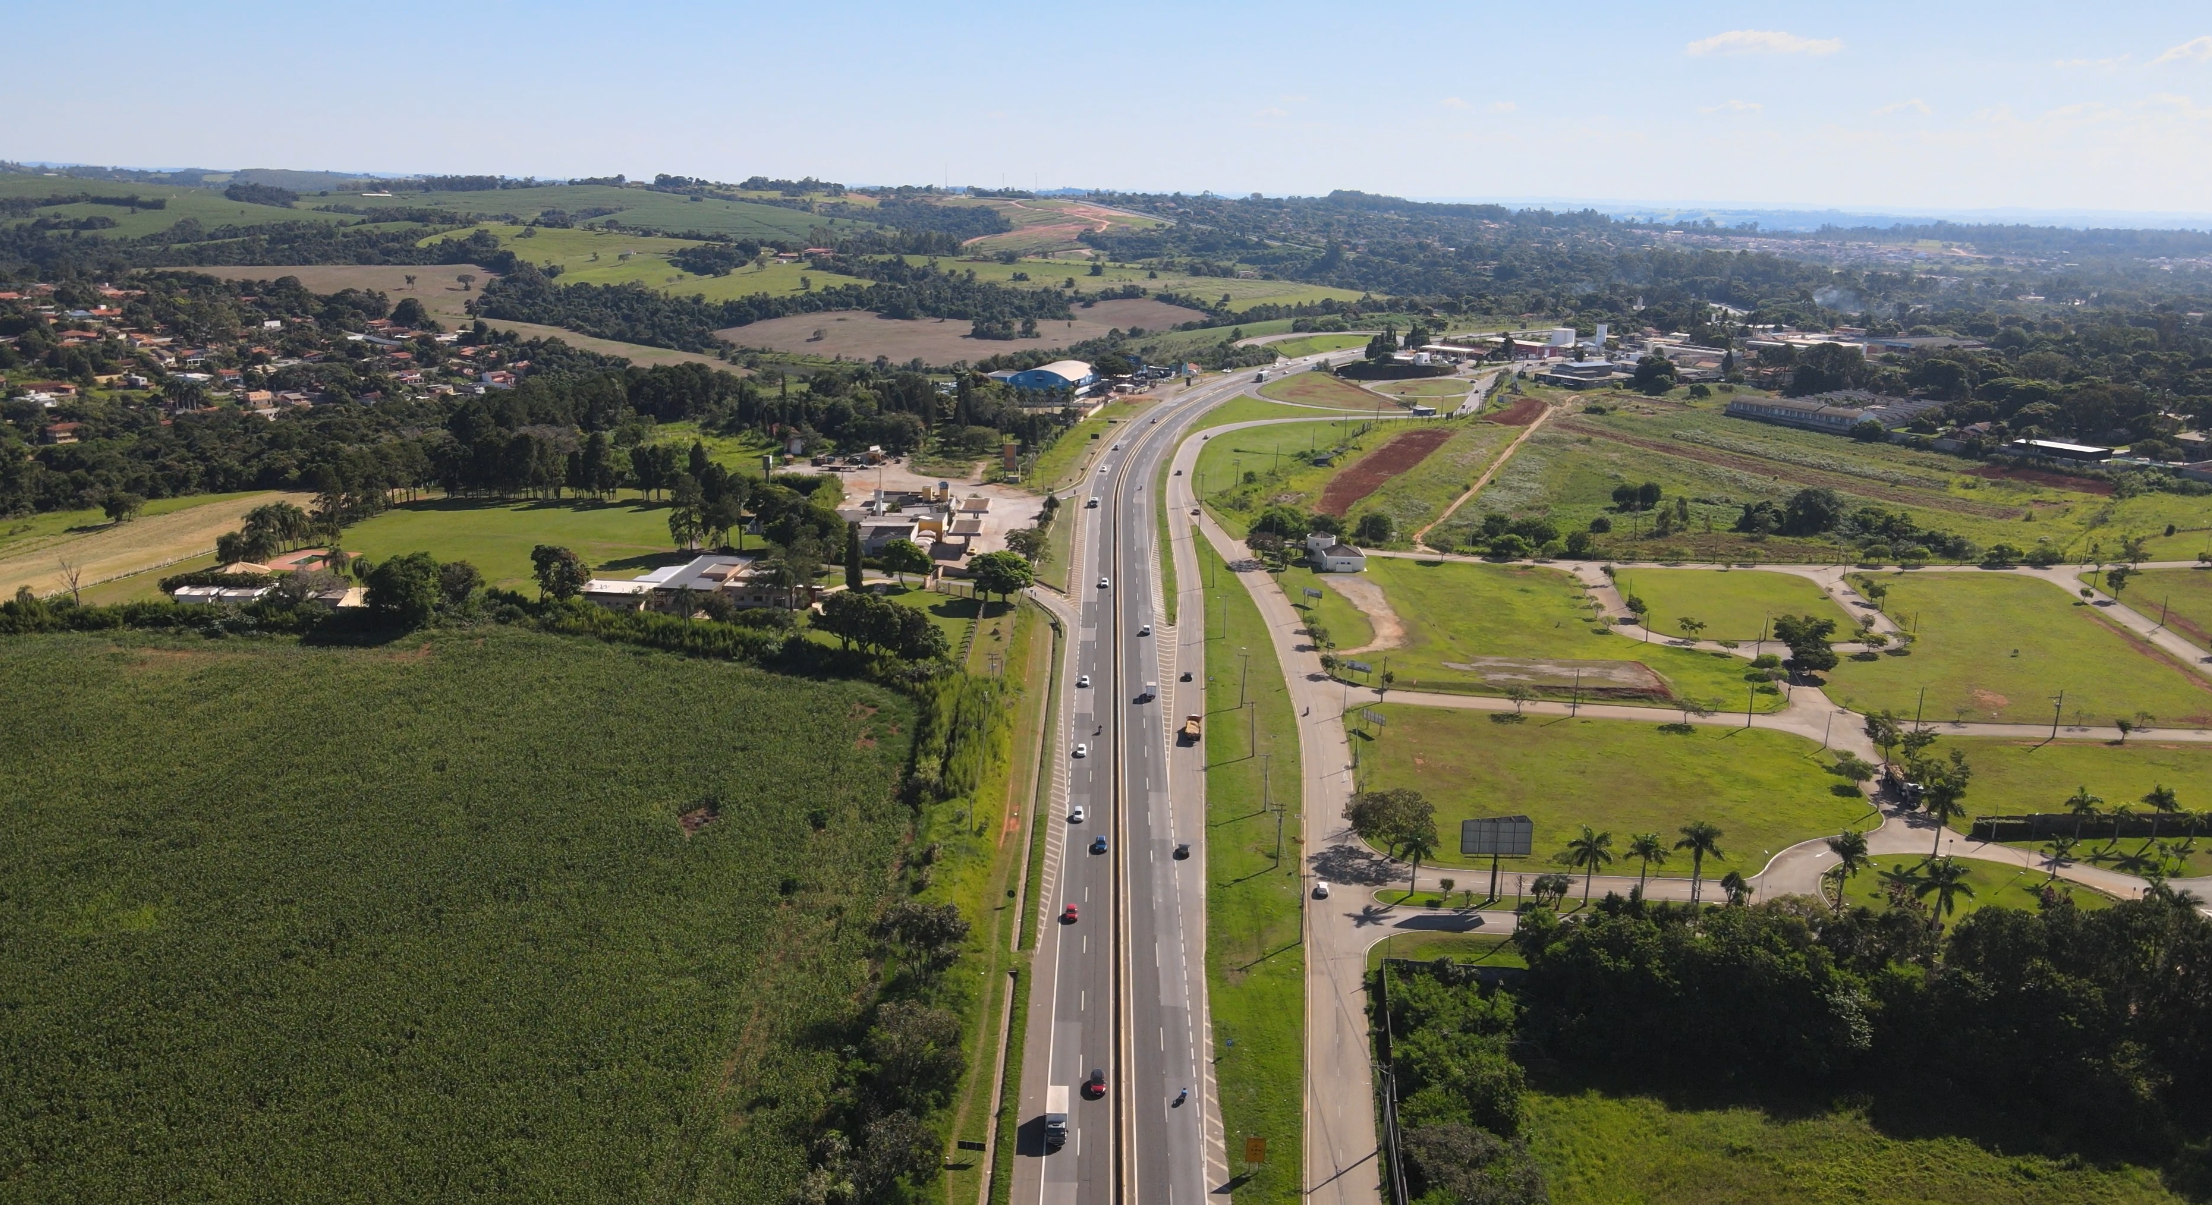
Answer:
xmin=1686 ymin=29 xmax=1841 ymax=57
xmin=1873 ymin=98 xmax=1932 ymax=116
xmin=1440 ymin=97 xmax=1472 ymax=110
xmin=2153 ymin=35 xmax=2212 ymax=64
xmin=1699 ymin=98 xmax=1763 ymax=114
xmin=1252 ymin=107 xmax=1289 ymax=120
xmin=1489 ymin=101 xmax=1517 ymax=113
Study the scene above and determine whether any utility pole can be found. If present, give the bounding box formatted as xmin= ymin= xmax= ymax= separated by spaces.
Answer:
xmin=1913 ymin=685 xmax=1927 ymax=733
xmin=2048 ymin=690 xmax=2065 ymax=742
xmin=1238 ymin=647 xmax=1250 ymax=708
xmin=1746 ymin=684 xmax=1756 ymax=729
xmin=1247 ymin=699 xmax=1256 ymax=758
xmin=1570 ymin=668 xmax=1581 ymax=716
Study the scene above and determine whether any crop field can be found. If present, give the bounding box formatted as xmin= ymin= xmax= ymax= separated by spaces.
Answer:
xmin=341 ymin=497 xmax=692 ymax=592
xmin=1826 ymin=572 xmax=2212 ymax=727
xmin=1525 ymin=1089 xmax=2179 ymax=1205
xmin=2117 ymin=567 xmax=2212 ymax=651
xmin=1357 ymin=705 xmax=1867 ymax=876
xmin=0 ymin=490 xmax=308 ymax=600
xmin=1352 ymin=558 xmax=1789 ymax=711
xmin=344 ymin=184 xmax=860 ymax=241
xmin=717 ymin=298 xmax=1207 ymax=365
xmin=0 ymin=175 xmax=355 ymax=238
xmin=1196 ymin=417 xmax=1392 ymax=535
xmin=1258 ymin=370 xmax=1392 ymax=410
xmin=1608 ymin=567 xmax=1856 ymax=642
xmin=1347 ymin=424 xmax=1518 ymax=546
xmin=0 ymin=628 xmax=913 ymax=1202
xmin=1264 ymin=333 xmax=1373 ymax=358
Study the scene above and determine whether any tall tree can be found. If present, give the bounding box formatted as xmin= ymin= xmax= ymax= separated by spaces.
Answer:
xmin=1675 ymin=821 xmax=1725 ymax=906
xmin=530 ymin=544 xmax=589 ymax=601
xmin=1626 ymin=832 xmax=1668 ymax=893
xmin=1400 ymin=826 xmax=1438 ymax=902
xmin=845 ymin=522 xmax=864 ymax=591
xmin=1915 ymin=857 xmax=1975 ymax=930
xmin=1563 ymin=826 xmax=1615 ymax=903
xmin=1825 ymin=829 xmax=1870 ymax=911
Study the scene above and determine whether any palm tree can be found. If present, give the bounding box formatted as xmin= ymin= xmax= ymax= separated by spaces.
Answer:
xmin=1914 ymin=857 xmax=1976 ymax=930
xmin=1719 ymin=870 xmax=1751 ymax=906
xmin=2041 ymin=833 xmax=2078 ymax=880
xmin=2064 ymin=785 xmax=2103 ymax=844
xmin=1399 ymin=827 xmax=1438 ymax=903
xmin=1675 ymin=821 xmax=1725 ymax=905
xmin=1920 ymin=751 xmax=1973 ymax=859
xmin=1627 ymin=832 xmax=1668 ymax=894
xmin=2142 ymin=784 xmax=2179 ymax=850
xmin=1825 ymin=829 xmax=1870 ymax=911
xmin=1564 ymin=827 xmax=1615 ymax=903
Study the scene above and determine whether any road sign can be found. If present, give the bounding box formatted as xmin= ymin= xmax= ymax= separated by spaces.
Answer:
xmin=1461 ymin=815 xmax=1534 ymax=857
xmin=956 ymin=1139 xmax=987 ymax=1152
xmin=1345 ymin=660 xmax=1373 ymax=674
xmin=1303 ymin=587 xmax=1323 ymax=599
xmin=1360 ymin=709 xmax=1388 ymax=727
xmin=1244 ymin=1137 xmax=1267 ymax=1164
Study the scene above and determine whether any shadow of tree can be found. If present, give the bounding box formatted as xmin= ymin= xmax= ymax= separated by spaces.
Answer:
xmin=1311 ymin=843 xmax=1399 ymax=886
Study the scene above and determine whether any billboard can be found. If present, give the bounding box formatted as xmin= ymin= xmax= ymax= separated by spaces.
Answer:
xmin=1460 ymin=815 xmax=1534 ymax=857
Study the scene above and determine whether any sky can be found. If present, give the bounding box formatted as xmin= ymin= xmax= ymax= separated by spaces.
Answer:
xmin=14 ymin=1 xmax=2212 ymax=219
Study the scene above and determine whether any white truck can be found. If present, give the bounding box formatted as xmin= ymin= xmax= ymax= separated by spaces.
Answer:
xmin=1045 ymin=1084 xmax=1070 ymax=1152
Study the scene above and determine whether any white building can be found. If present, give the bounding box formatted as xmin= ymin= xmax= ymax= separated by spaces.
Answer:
xmin=1305 ymin=532 xmax=1368 ymax=573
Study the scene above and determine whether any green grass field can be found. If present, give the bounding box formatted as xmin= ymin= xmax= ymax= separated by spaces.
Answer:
xmin=1609 ymin=567 xmax=1856 ymax=642
xmin=1825 ymin=573 xmax=2212 ymax=727
xmin=342 ymin=497 xmax=688 ymax=591
xmin=1366 ymin=932 xmax=1523 ymax=972
xmin=1356 ymin=558 xmax=1788 ymax=711
xmin=1357 ymin=706 xmax=1871 ymax=876
xmin=1267 ymin=333 xmax=1372 ymax=358
xmin=0 ymin=491 xmax=268 ymax=562
xmin=1279 ymin=563 xmax=1376 ymax=652
xmin=1837 ymin=855 xmax=2115 ymax=920
xmin=1196 ymin=416 xmax=1392 ymax=535
xmin=0 ymin=627 xmax=912 ymax=1201
xmin=1259 ymin=371 xmax=1392 ymax=410
xmin=1526 ymin=1090 xmax=2181 ymax=1205
xmin=2120 ymin=567 xmax=2212 ymax=651
xmin=1369 ymin=379 xmax=1473 ymax=398
xmin=349 ymin=184 xmax=857 ymax=241
xmin=1200 ymin=540 xmax=1304 ymax=1205
xmin=1351 ymin=423 xmax=1519 ymax=545
xmin=0 ymin=175 xmax=355 ymax=238
xmin=1028 ymin=398 xmax=1158 ymax=494
xmin=432 ymin=225 xmax=877 ymax=300
xmin=1192 ymin=395 xmax=1379 ymax=433
xmin=1938 ymin=736 xmax=2212 ymax=877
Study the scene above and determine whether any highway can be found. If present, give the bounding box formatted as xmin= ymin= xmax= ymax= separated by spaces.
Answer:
xmin=1016 ymin=354 xmax=1354 ymax=1205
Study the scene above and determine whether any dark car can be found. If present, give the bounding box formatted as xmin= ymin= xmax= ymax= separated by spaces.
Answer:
xmin=1084 ymin=1068 xmax=1107 ymax=1098
xmin=1174 ymin=842 xmax=1191 ymax=860
xmin=1090 ymin=835 xmax=1109 ymax=854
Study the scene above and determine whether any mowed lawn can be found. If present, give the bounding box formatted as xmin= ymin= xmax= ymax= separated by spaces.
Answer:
xmin=1836 ymin=855 xmax=2116 ymax=920
xmin=0 ymin=628 xmax=912 ymax=1202
xmin=342 ymin=496 xmax=690 ymax=591
xmin=1526 ymin=1090 xmax=2180 ymax=1205
xmin=1610 ymin=567 xmax=1855 ymax=642
xmin=1941 ymin=736 xmax=2212 ymax=877
xmin=1360 ymin=558 xmax=1786 ymax=711
xmin=2118 ymin=567 xmax=2212 ymax=651
xmin=1267 ymin=333 xmax=1372 ymax=358
xmin=1358 ymin=706 xmax=1870 ymax=876
xmin=1825 ymin=572 xmax=2212 ymax=727
xmin=1258 ymin=370 xmax=1391 ymax=410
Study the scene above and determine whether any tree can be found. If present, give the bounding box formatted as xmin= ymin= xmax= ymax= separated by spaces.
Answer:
xmin=1915 ymin=857 xmax=1975 ymax=929
xmin=2116 ymin=717 xmax=2135 ymax=743
xmin=1677 ymin=616 xmax=1705 ymax=641
xmin=2105 ymin=565 xmax=2132 ymax=601
xmin=1400 ymin=826 xmax=1438 ymax=901
xmin=456 ymin=273 xmax=476 ymax=291
xmin=1825 ymin=829 xmax=1870 ymax=910
xmin=1626 ymin=832 xmax=1668 ymax=893
xmin=2063 ymin=784 xmax=2104 ymax=843
xmin=1771 ymin=614 xmax=1839 ymax=676
xmin=2143 ymin=783 xmax=2180 ymax=847
xmin=1004 ymin=526 xmax=1049 ymax=562
xmin=1505 ymin=684 xmax=1534 ymax=713
xmin=1355 ymin=512 xmax=1393 ymax=544
xmin=968 ymin=550 xmax=1033 ymax=603
xmin=1719 ymin=869 xmax=1752 ymax=906
xmin=1563 ymin=826 xmax=1615 ymax=903
xmin=437 ymin=560 xmax=483 ymax=608
xmin=102 ymin=491 xmax=145 ymax=524
xmin=1345 ymin=788 xmax=1434 ymax=859
xmin=844 ymin=523 xmax=864 ymax=591
xmin=1675 ymin=821 xmax=1725 ymax=905
xmin=872 ymin=899 xmax=970 ymax=972
xmin=1919 ymin=748 xmax=1974 ymax=858
xmin=880 ymin=538 xmax=931 ymax=585
xmin=530 ymin=544 xmax=589 ymax=600
xmin=365 ymin=552 xmax=441 ymax=626
xmin=1632 ymin=354 xmax=1678 ymax=395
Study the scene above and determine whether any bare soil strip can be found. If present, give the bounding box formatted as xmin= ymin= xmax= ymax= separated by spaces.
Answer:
xmin=1482 ymin=396 xmax=1546 ymax=426
xmin=1317 ymin=428 xmax=1454 ymax=516
xmin=1324 ymin=574 xmax=1405 ymax=655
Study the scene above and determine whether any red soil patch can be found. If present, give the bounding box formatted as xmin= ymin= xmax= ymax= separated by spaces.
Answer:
xmin=1318 ymin=428 xmax=1455 ymax=516
xmin=1964 ymin=464 xmax=2114 ymax=495
xmin=1483 ymin=396 xmax=1546 ymax=426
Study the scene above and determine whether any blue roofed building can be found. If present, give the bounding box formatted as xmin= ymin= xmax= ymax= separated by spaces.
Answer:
xmin=990 ymin=360 xmax=1096 ymax=391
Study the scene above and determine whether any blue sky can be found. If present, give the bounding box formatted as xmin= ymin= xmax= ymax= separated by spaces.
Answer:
xmin=14 ymin=1 xmax=2212 ymax=216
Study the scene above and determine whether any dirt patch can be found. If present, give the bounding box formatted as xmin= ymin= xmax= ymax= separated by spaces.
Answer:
xmin=1559 ymin=419 xmax=2023 ymax=520
xmin=1324 ymin=574 xmax=1405 ymax=655
xmin=1971 ymin=688 xmax=2010 ymax=716
xmin=1483 ymin=397 xmax=1547 ymax=426
xmin=1436 ymin=657 xmax=1671 ymax=699
xmin=679 ymin=803 xmax=720 ymax=834
xmin=1318 ymin=428 xmax=1456 ymax=516
xmin=1965 ymin=464 xmax=2114 ymax=495
xmin=380 ymin=641 xmax=434 ymax=663
xmin=716 ymin=298 xmax=1206 ymax=366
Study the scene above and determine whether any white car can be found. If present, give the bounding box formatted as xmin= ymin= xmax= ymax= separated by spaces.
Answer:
xmin=1112 ymin=442 xmax=1122 ymax=450
xmin=1098 ymin=577 xmax=1111 ymax=589
xmin=1070 ymin=804 xmax=1086 ymax=823
xmin=1138 ymin=624 xmax=1152 ymax=636
xmin=1077 ymin=674 xmax=1091 ymax=688
xmin=1313 ymin=881 xmax=1331 ymax=899
xmin=1086 ymin=497 xmax=1100 ymax=508
xmin=1073 ymin=743 xmax=1089 ymax=758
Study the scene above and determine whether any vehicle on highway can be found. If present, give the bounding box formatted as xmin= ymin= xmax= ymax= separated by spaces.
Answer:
xmin=1180 ymin=670 xmax=1193 ymax=682
xmin=1190 ymin=507 xmax=1200 ymax=515
xmin=1255 ymin=372 xmax=1266 ymax=382
xmin=1077 ymin=674 xmax=1090 ymax=688
xmin=1062 ymin=903 xmax=1080 ymax=923
xmin=1313 ymin=881 xmax=1331 ymax=899
xmin=1138 ymin=624 xmax=1151 ymax=636
xmin=1086 ymin=497 xmax=1099 ymax=508
xmin=1180 ymin=714 xmax=1202 ymax=743
xmin=1098 ymin=577 xmax=1110 ymax=589
xmin=1073 ymin=742 xmax=1088 ymax=758
xmin=1174 ymin=469 xmax=1182 ymax=475
xmin=1112 ymin=442 xmax=1121 ymax=450
xmin=1084 ymin=1067 xmax=1107 ymax=1098
xmin=1071 ymin=804 xmax=1086 ymax=823
xmin=1090 ymin=835 xmax=1108 ymax=854
xmin=1138 ymin=681 xmax=1156 ymax=701
xmin=1045 ymin=1085 xmax=1070 ymax=1151
xmin=1174 ymin=842 xmax=1190 ymax=859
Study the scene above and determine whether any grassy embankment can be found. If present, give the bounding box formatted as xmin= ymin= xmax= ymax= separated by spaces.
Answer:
xmin=2106 ymin=567 xmax=2212 ymax=651
xmin=1196 ymin=417 xmax=1390 ymax=535
xmin=1351 ymin=558 xmax=1789 ymax=712
xmin=1355 ymin=705 xmax=1872 ymax=878
xmin=1609 ymin=566 xmax=1856 ymax=642
xmin=1266 ymin=333 xmax=1372 ymax=357
xmin=0 ymin=627 xmax=913 ymax=1201
xmin=1928 ymin=736 xmax=2212 ymax=878
xmin=1834 ymin=854 xmax=2116 ymax=920
xmin=1200 ymin=539 xmax=1304 ymax=1204
xmin=1828 ymin=572 xmax=2212 ymax=727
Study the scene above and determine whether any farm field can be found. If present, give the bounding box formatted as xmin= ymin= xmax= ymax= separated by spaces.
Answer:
xmin=1352 ymin=558 xmax=1789 ymax=711
xmin=2119 ymin=567 xmax=2212 ymax=651
xmin=1196 ymin=416 xmax=1392 ymax=535
xmin=344 ymin=183 xmax=863 ymax=241
xmin=1199 ymin=541 xmax=1305 ymax=1205
xmin=1836 ymin=855 xmax=2115 ymax=919
xmin=0 ymin=628 xmax=913 ymax=1202
xmin=1525 ymin=1089 xmax=2180 ymax=1205
xmin=1608 ymin=567 xmax=1856 ymax=642
xmin=1826 ymin=572 xmax=2212 ymax=727
xmin=943 ymin=196 xmax=1164 ymax=256
xmin=716 ymin=298 xmax=1206 ymax=365
xmin=429 ymin=224 xmax=875 ymax=300
xmin=0 ymin=174 xmax=355 ymax=238
xmin=1356 ymin=705 xmax=1868 ymax=876
xmin=0 ymin=490 xmax=307 ymax=600
xmin=1259 ymin=370 xmax=1393 ymax=410
xmin=1327 ymin=422 xmax=1515 ymax=539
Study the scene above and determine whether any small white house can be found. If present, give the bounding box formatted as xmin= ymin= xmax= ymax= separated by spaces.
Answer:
xmin=1304 ymin=532 xmax=1367 ymax=573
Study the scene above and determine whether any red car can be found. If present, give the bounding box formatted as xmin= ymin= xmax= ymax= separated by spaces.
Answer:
xmin=1062 ymin=903 xmax=1079 ymax=923
xmin=1083 ymin=1067 xmax=1106 ymax=1098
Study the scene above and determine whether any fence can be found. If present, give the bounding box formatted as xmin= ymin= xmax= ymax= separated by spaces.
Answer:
xmin=1970 ymin=813 xmax=2203 ymax=842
